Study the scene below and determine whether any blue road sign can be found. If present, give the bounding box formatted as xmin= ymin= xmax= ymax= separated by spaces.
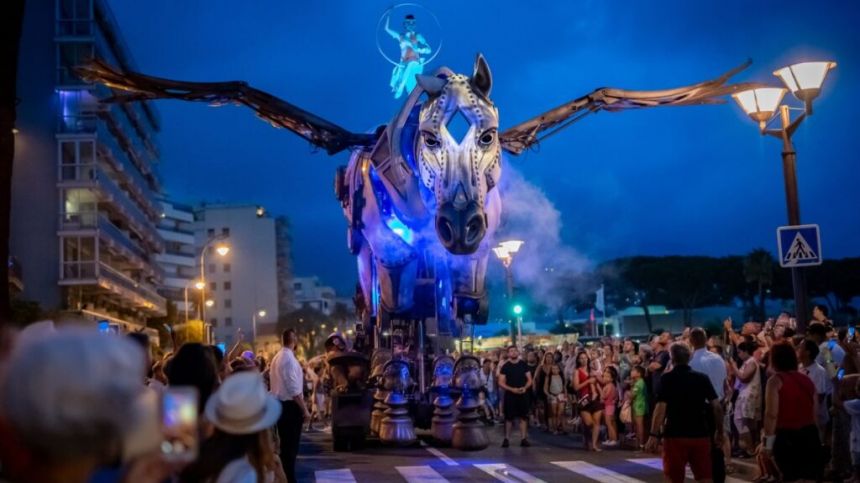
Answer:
xmin=777 ymin=224 xmax=822 ymax=268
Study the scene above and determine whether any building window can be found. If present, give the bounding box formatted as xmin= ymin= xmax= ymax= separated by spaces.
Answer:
xmin=221 ymin=227 xmax=230 ymax=236
xmin=293 ymin=282 xmax=302 ymax=290
xmin=210 ymin=318 xmax=218 ymax=327
xmin=57 ymin=0 xmax=93 ymax=36
xmin=56 ymin=42 xmax=94 ymax=85
xmin=60 ymin=236 xmax=96 ymax=279
xmin=223 ymin=281 xmax=231 ymax=290
xmin=60 ymin=188 xmax=97 ymax=228
xmin=225 ymin=317 xmax=233 ymax=327
xmin=223 ymin=263 xmax=231 ymax=273
xmin=58 ymin=139 xmax=96 ymax=180
xmin=207 ymin=228 xmax=215 ymax=237
xmin=209 ymin=282 xmax=217 ymax=291
xmin=208 ymin=264 xmax=216 ymax=274
xmin=224 ymin=299 xmax=232 ymax=309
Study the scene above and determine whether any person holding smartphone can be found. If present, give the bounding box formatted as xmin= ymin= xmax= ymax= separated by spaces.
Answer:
xmin=270 ymin=329 xmax=310 ymax=483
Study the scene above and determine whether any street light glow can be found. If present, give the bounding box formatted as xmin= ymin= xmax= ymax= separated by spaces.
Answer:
xmin=257 ymin=310 xmax=266 ymax=318
xmin=194 ymin=280 xmax=206 ymax=290
xmin=774 ymin=61 xmax=836 ymax=103
xmin=732 ymin=87 xmax=787 ymax=125
xmin=498 ymin=240 xmax=524 ymax=255
xmin=513 ymin=304 xmax=523 ymax=315
xmin=215 ymin=244 xmax=230 ymax=256
xmin=205 ymin=299 xmax=214 ymax=307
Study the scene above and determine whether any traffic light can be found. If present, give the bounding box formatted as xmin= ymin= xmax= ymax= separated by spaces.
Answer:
xmin=512 ymin=304 xmax=523 ymax=316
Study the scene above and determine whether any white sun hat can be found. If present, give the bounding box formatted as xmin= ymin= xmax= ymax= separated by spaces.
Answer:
xmin=204 ymin=372 xmax=281 ymax=434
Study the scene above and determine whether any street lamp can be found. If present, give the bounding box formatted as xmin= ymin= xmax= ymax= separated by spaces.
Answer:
xmin=493 ymin=239 xmax=525 ymax=346
xmin=197 ymin=234 xmax=231 ymax=321
xmin=732 ymin=60 xmax=836 ymax=332
xmin=252 ymin=309 xmax=266 ymax=345
xmin=205 ymin=299 xmax=215 ymax=308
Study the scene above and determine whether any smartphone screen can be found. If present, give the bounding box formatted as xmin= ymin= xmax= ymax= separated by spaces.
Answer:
xmin=161 ymin=387 xmax=199 ymax=462
xmin=829 ymin=339 xmax=837 ymax=351
xmin=838 ymin=368 xmax=846 ymax=380
xmin=850 ymin=327 xmax=856 ymax=339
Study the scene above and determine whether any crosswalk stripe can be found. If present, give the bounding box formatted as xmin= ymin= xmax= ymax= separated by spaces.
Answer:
xmin=315 ymin=468 xmax=357 ymax=483
xmin=551 ymin=460 xmax=644 ymax=483
xmin=395 ymin=465 xmax=449 ymax=482
xmin=474 ymin=463 xmax=547 ymax=483
xmin=627 ymin=458 xmax=746 ymax=483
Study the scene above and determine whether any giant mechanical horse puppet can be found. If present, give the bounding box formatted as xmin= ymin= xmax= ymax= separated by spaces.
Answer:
xmin=78 ymin=55 xmax=756 ymax=349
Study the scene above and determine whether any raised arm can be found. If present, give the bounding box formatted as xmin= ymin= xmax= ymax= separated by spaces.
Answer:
xmin=384 ymin=16 xmax=400 ymax=41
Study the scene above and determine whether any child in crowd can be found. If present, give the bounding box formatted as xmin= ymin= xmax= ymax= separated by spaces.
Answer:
xmin=602 ymin=367 xmax=619 ymax=447
xmin=630 ymin=365 xmax=648 ymax=450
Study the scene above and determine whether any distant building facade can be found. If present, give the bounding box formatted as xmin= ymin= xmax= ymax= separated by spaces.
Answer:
xmin=194 ymin=204 xmax=292 ymax=346
xmin=11 ymin=0 xmax=166 ymax=332
xmin=292 ymin=276 xmax=338 ymax=316
xmin=154 ymin=199 xmax=196 ymax=319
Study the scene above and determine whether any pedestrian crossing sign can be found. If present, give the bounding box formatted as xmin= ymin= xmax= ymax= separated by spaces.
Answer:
xmin=777 ymin=224 xmax=822 ymax=268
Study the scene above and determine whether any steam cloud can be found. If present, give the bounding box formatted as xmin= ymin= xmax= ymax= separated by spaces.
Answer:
xmin=496 ymin=162 xmax=593 ymax=311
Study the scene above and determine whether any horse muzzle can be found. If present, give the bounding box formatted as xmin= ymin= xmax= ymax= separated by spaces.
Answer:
xmin=435 ymin=201 xmax=487 ymax=255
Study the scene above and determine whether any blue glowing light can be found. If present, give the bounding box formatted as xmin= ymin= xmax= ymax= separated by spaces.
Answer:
xmin=385 ymin=214 xmax=414 ymax=244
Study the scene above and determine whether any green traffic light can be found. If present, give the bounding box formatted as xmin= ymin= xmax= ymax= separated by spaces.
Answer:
xmin=513 ymin=304 xmax=523 ymax=315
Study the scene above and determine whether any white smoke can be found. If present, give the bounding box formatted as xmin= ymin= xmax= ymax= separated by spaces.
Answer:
xmin=495 ymin=162 xmax=593 ymax=310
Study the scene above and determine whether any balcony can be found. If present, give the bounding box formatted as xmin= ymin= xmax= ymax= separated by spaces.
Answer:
xmin=59 ymin=165 xmax=163 ymax=253
xmin=155 ymin=252 xmax=195 ymax=269
xmin=59 ymin=261 xmax=166 ymax=316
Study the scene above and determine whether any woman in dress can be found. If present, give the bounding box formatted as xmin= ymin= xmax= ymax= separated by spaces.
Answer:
xmin=573 ymin=352 xmax=603 ymax=451
xmin=733 ymin=341 xmax=761 ymax=457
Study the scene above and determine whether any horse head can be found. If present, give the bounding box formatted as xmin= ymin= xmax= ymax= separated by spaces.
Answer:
xmin=415 ymin=54 xmax=501 ymax=255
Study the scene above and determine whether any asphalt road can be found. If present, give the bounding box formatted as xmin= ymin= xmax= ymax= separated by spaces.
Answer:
xmin=296 ymin=425 xmax=754 ymax=482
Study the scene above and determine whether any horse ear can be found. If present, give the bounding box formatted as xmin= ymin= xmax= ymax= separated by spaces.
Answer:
xmin=471 ymin=53 xmax=492 ymax=98
xmin=417 ymin=75 xmax=446 ymax=96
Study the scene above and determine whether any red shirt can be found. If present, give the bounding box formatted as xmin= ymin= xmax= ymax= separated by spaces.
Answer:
xmin=776 ymin=371 xmax=816 ymax=430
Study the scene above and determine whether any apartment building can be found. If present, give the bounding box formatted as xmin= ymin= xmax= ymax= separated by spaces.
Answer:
xmin=154 ymin=199 xmax=196 ymax=320
xmin=195 ymin=204 xmax=293 ymax=347
xmin=11 ymin=0 xmax=166 ymax=331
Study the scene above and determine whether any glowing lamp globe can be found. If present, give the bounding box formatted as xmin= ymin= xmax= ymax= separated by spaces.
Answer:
xmin=512 ymin=304 xmax=523 ymax=315
xmin=205 ymin=299 xmax=215 ymax=307
xmin=215 ymin=244 xmax=230 ymax=257
xmin=774 ymin=61 xmax=836 ymax=107
xmin=732 ymin=87 xmax=787 ymax=128
xmin=492 ymin=246 xmax=510 ymax=260
xmin=194 ymin=280 xmax=206 ymax=290
xmin=498 ymin=240 xmax=524 ymax=255
xmin=258 ymin=310 xmax=267 ymax=318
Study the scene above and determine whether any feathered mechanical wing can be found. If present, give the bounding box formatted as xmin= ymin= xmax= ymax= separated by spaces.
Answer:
xmin=76 ymin=59 xmax=377 ymax=155
xmin=500 ymin=60 xmax=761 ymax=155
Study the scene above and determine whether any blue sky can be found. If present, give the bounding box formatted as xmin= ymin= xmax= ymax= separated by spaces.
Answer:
xmin=109 ymin=0 xmax=860 ymax=294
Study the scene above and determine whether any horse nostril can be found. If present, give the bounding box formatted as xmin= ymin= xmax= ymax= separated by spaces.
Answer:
xmin=464 ymin=214 xmax=486 ymax=244
xmin=436 ymin=217 xmax=455 ymax=244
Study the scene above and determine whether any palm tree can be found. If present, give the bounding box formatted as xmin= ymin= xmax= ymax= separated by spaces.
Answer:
xmin=743 ymin=248 xmax=775 ymax=321
xmin=0 ymin=0 xmax=26 ymax=323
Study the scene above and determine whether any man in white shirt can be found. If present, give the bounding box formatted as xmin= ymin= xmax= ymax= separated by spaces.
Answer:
xmin=270 ymin=329 xmax=309 ymax=483
xmin=689 ymin=328 xmax=728 ymax=400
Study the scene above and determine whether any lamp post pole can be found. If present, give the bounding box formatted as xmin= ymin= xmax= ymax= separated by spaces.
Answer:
xmin=196 ymin=234 xmax=230 ymax=323
xmin=771 ymin=104 xmax=809 ymax=331
xmin=493 ymin=240 xmax=524 ymax=347
xmin=732 ymin=61 xmax=835 ymax=334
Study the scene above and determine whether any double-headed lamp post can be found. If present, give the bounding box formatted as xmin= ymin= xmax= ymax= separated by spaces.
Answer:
xmin=493 ymin=240 xmax=524 ymax=345
xmin=732 ymin=61 xmax=836 ymax=332
xmin=197 ymin=234 xmax=231 ymax=322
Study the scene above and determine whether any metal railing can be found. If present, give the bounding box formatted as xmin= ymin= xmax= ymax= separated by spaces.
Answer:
xmin=98 ymin=262 xmax=166 ymax=312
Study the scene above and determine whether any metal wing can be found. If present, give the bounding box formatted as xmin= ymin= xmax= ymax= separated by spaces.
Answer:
xmin=499 ymin=60 xmax=761 ymax=155
xmin=76 ymin=59 xmax=377 ymax=155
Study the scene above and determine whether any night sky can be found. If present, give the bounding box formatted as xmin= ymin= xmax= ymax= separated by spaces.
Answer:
xmin=109 ymin=0 xmax=860 ymax=295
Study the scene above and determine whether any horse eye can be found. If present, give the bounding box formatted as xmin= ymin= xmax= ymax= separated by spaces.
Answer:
xmin=479 ymin=130 xmax=495 ymax=146
xmin=423 ymin=133 xmax=440 ymax=148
